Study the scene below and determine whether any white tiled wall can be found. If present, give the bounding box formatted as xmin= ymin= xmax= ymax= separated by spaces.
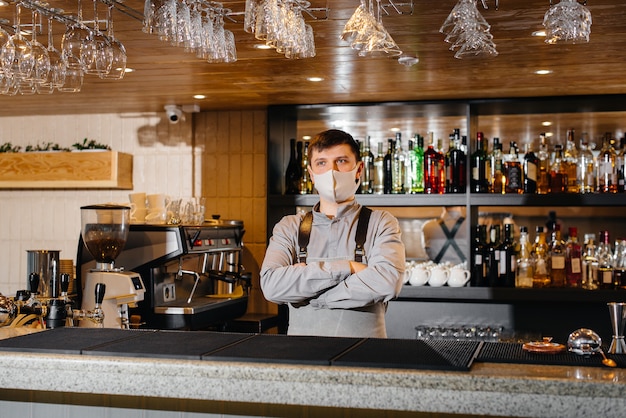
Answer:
xmin=0 ymin=113 xmax=195 ymax=295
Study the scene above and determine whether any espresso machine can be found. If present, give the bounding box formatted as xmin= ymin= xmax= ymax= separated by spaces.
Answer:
xmin=77 ymin=218 xmax=249 ymax=330
xmin=78 ymin=204 xmax=145 ymax=329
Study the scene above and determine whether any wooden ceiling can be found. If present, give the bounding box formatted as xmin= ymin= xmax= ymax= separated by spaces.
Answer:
xmin=1 ymin=0 xmax=626 ymax=117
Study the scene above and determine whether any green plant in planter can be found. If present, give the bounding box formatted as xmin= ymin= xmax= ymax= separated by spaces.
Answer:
xmin=0 ymin=143 xmax=21 ymax=153
xmin=72 ymin=138 xmax=111 ymax=151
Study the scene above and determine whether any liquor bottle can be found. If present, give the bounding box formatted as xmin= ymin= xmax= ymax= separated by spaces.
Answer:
xmin=489 ymin=137 xmax=504 ymax=194
xmin=471 ymin=224 xmax=489 ymax=287
xmin=537 ymin=133 xmax=551 ymax=194
xmin=563 ymin=129 xmax=579 ymax=193
xmin=612 ymin=239 xmax=626 ymax=288
xmin=522 ymin=142 xmax=538 ymax=194
xmin=424 ymin=132 xmax=440 ymax=194
xmin=299 ymin=141 xmax=312 ymax=194
xmin=447 ymin=129 xmax=466 ymax=193
xmin=436 ymin=138 xmax=446 ymax=194
xmin=549 ymin=144 xmax=568 ymax=193
xmin=383 ymin=139 xmax=393 ymax=194
xmin=498 ymin=223 xmax=516 ymax=287
xmin=296 ymin=140 xmax=303 ymax=168
xmin=581 ymin=233 xmax=599 ymax=290
xmin=597 ymin=230 xmax=615 ymax=289
xmin=597 ymin=132 xmax=617 ymax=193
xmin=504 ymin=141 xmax=523 ymax=194
xmin=360 ymin=136 xmax=374 ymax=194
xmin=392 ymin=133 xmax=405 ymax=194
xmin=548 ymin=224 xmax=566 ymax=287
xmin=470 ymin=132 xmax=489 ymax=193
xmin=531 ymin=226 xmax=551 ymax=288
xmin=405 ymin=139 xmax=415 ymax=194
xmin=487 ymin=224 xmax=501 ymax=287
xmin=577 ymin=135 xmax=596 ymax=194
xmin=615 ymin=137 xmax=626 ymax=192
xmin=285 ymin=138 xmax=301 ymax=194
xmin=411 ymin=134 xmax=425 ymax=193
xmin=515 ymin=226 xmax=534 ymax=288
xmin=373 ymin=142 xmax=384 ymax=195
xmin=565 ymin=227 xmax=582 ymax=288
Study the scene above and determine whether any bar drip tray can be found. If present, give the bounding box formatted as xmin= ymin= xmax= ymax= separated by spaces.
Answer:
xmin=154 ymin=295 xmax=246 ymax=315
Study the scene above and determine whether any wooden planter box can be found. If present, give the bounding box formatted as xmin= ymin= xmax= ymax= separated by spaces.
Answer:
xmin=0 ymin=151 xmax=133 ymax=189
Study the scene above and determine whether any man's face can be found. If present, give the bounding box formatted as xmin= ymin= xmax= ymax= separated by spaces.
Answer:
xmin=308 ymin=144 xmax=363 ymax=176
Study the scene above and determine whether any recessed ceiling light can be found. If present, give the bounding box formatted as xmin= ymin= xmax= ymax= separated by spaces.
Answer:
xmin=307 ymin=77 xmax=324 ymax=82
xmin=542 ymin=121 xmax=552 ymax=127
xmin=193 ymin=94 xmax=206 ymax=100
xmin=253 ymin=44 xmax=272 ymax=50
xmin=532 ymin=30 xmax=546 ymax=37
xmin=535 ymin=69 xmax=553 ymax=75
xmin=302 ymin=135 xmax=311 ymax=140
xmin=390 ymin=127 xmax=400 ymax=132
xmin=123 ymin=68 xmax=134 ymax=73
xmin=545 ymin=132 xmax=554 ymax=138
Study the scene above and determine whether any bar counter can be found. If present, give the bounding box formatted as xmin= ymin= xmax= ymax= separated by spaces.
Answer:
xmin=0 ymin=329 xmax=624 ymax=417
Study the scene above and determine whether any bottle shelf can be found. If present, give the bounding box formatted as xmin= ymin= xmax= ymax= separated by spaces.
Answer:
xmin=268 ymin=193 xmax=626 ymax=208
xmin=398 ymin=285 xmax=626 ymax=303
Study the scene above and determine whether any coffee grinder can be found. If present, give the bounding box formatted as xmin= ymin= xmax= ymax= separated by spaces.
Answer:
xmin=79 ymin=204 xmax=145 ymax=329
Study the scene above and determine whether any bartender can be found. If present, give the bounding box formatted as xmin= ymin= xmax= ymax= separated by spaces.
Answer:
xmin=260 ymin=129 xmax=405 ymax=338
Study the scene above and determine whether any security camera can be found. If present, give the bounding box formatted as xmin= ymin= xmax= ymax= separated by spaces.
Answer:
xmin=164 ymin=105 xmax=183 ymax=124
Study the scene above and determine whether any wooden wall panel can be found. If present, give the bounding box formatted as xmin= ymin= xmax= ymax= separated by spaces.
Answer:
xmin=195 ymin=109 xmax=274 ymax=315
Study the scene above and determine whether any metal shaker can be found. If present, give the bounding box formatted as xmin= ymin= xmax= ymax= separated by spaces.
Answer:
xmin=26 ymin=250 xmax=60 ymax=298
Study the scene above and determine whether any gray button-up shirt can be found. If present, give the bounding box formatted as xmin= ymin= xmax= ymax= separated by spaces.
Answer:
xmin=261 ymin=201 xmax=405 ymax=338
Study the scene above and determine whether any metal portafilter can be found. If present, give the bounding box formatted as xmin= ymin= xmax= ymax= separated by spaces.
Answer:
xmin=608 ymin=302 xmax=626 ymax=354
xmin=45 ymin=274 xmax=67 ymax=329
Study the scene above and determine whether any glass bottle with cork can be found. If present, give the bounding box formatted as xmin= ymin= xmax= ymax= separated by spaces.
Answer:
xmin=411 ymin=134 xmax=425 ymax=193
xmin=577 ymin=134 xmax=596 ymax=194
xmin=549 ymin=224 xmax=566 ymax=287
xmin=299 ymin=141 xmax=312 ymax=194
xmin=563 ymin=129 xmax=579 ymax=193
xmin=360 ymin=136 xmax=374 ymax=194
xmin=531 ymin=226 xmax=551 ymax=288
xmin=537 ymin=133 xmax=551 ymax=194
xmin=516 ymin=226 xmax=534 ymax=288
xmin=504 ymin=141 xmax=523 ymax=194
xmin=581 ymin=233 xmax=599 ymax=290
xmin=373 ymin=141 xmax=385 ymax=195
xmin=472 ymin=224 xmax=489 ymax=287
xmin=523 ymin=142 xmax=538 ymax=194
xmin=597 ymin=230 xmax=615 ymax=289
xmin=470 ymin=132 xmax=489 ymax=193
xmin=424 ymin=132 xmax=441 ymax=194
xmin=489 ymin=137 xmax=504 ymax=194
xmin=446 ymin=128 xmax=466 ymax=193
xmin=565 ymin=227 xmax=582 ymax=287
xmin=597 ymin=132 xmax=617 ymax=193
xmin=285 ymin=138 xmax=301 ymax=194
xmin=549 ymin=144 xmax=568 ymax=193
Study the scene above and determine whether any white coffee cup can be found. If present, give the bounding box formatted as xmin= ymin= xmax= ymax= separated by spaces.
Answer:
xmin=448 ymin=268 xmax=471 ymax=287
xmin=147 ymin=193 xmax=169 ymax=209
xmin=129 ymin=192 xmax=147 ymax=208
xmin=409 ymin=266 xmax=431 ymax=286
xmin=428 ymin=266 xmax=450 ymax=287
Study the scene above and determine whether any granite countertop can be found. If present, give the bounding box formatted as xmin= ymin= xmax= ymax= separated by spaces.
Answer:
xmin=0 ymin=331 xmax=624 ymax=418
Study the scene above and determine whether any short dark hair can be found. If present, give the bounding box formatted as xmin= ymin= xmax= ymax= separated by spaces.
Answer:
xmin=308 ymin=129 xmax=361 ymax=161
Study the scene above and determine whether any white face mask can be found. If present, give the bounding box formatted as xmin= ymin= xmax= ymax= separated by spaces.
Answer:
xmin=312 ymin=166 xmax=360 ymax=203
